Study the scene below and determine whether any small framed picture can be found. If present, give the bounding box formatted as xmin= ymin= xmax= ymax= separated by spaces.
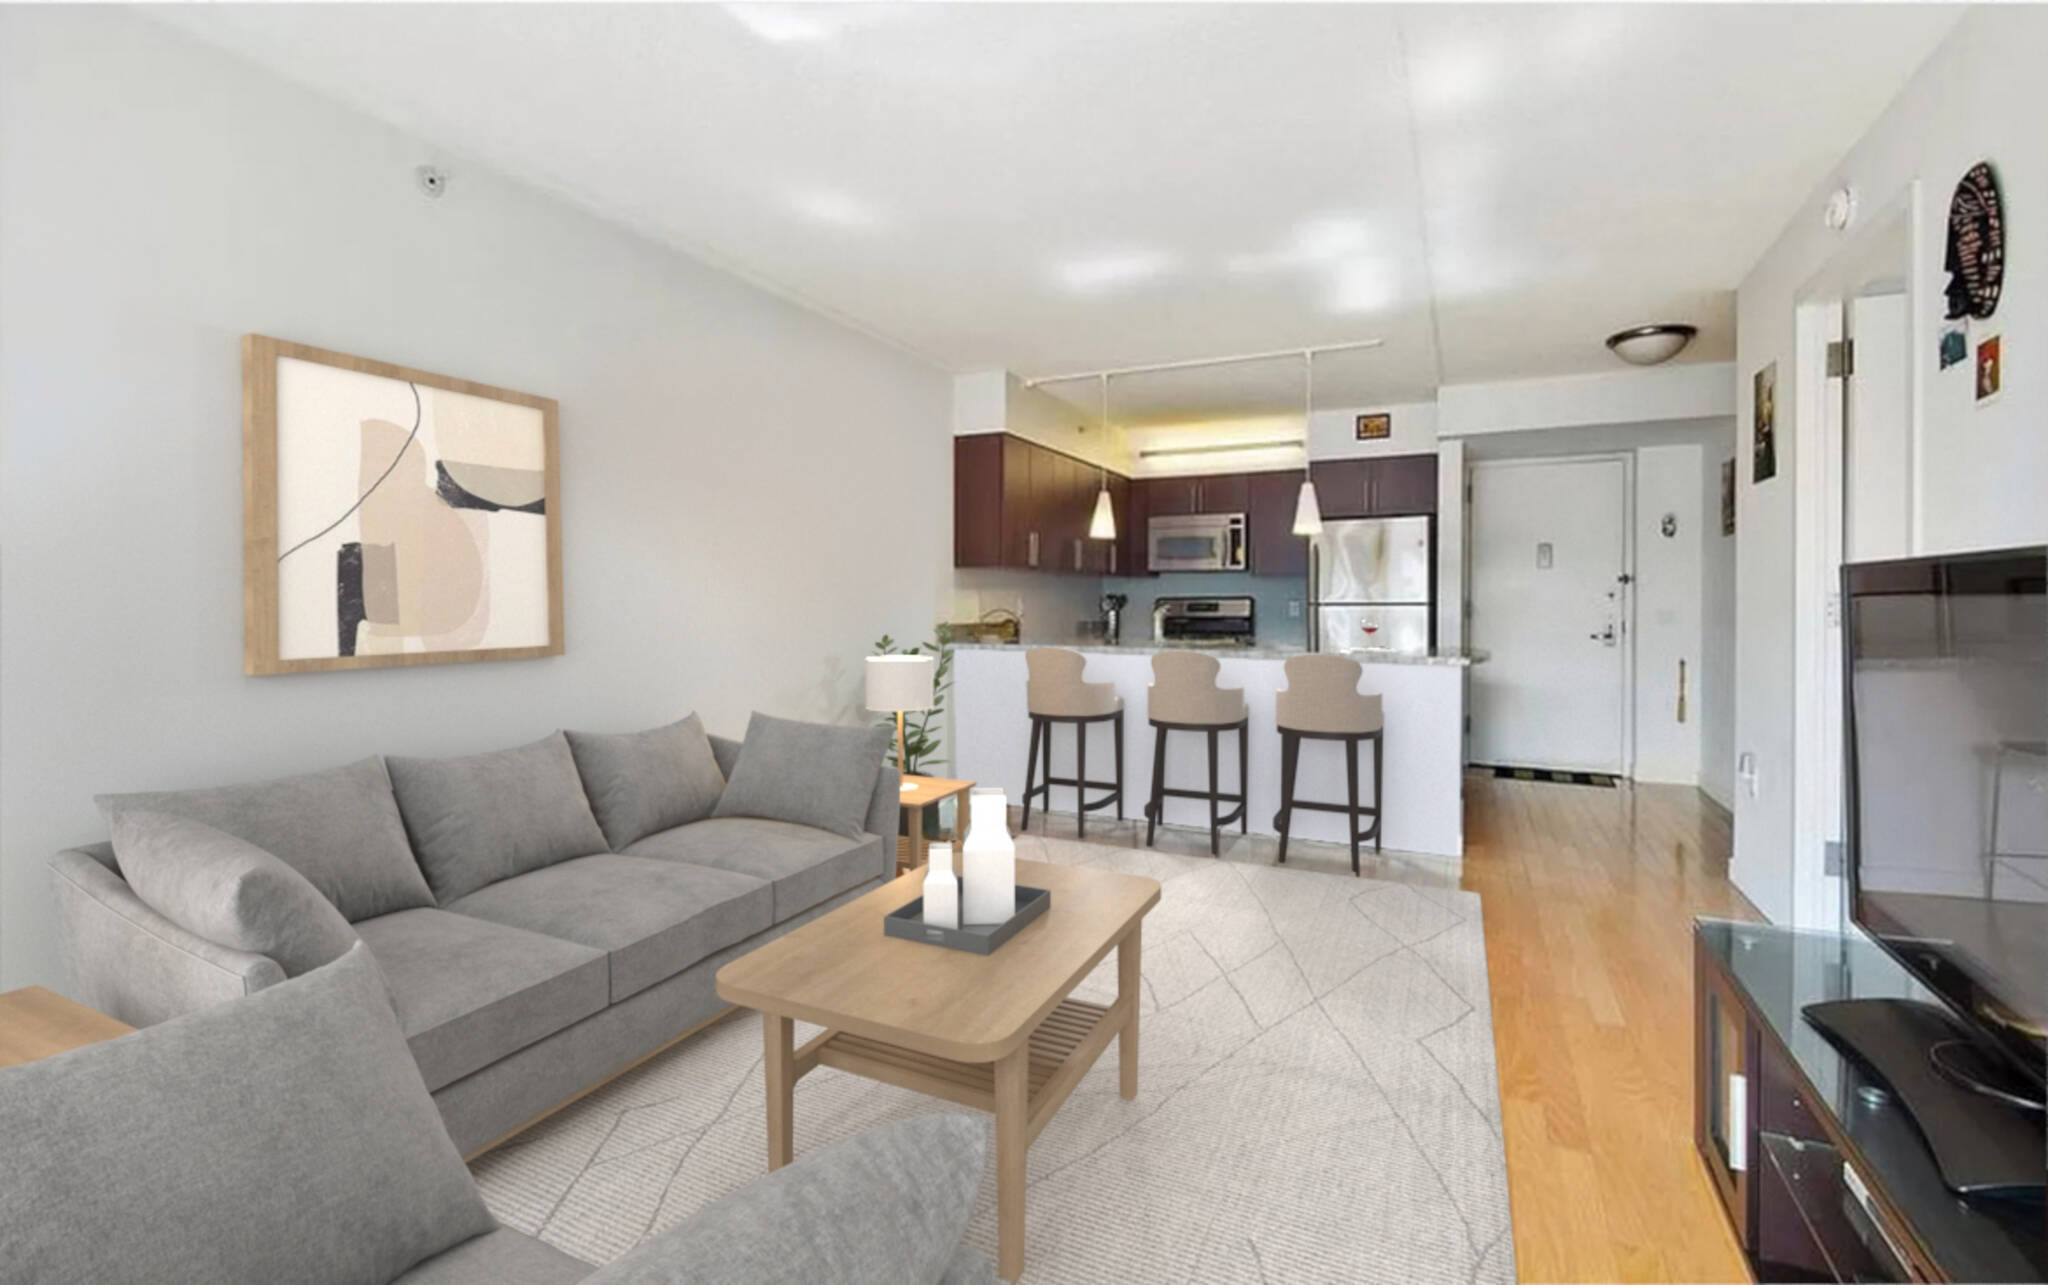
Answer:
xmin=1939 ymin=323 xmax=1968 ymax=370
xmin=1752 ymin=361 xmax=1778 ymax=484
xmin=1355 ymin=412 xmax=1391 ymax=441
xmin=1976 ymin=333 xmax=2003 ymax=405
xmin=1720 ymin=459 xmax=1736 ymax=536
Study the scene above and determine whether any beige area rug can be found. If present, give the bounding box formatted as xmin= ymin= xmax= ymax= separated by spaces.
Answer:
xmin=472 ymin=835 xmax=1514 ymax=1283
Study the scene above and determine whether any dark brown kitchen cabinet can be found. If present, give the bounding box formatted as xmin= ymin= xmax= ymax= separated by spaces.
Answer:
xmin=1144 ymin=475 xmax=1199 ymax=517
xmin=1307 ymin=453 xmax=1438 ymax=520
xmin=1247 ymin=470 xmax=1308 ymax=578
xmin=1004 ymin=435 xmax=1040 ymax=567
xmin=1194 ymin=472 xmax=1248 ymax=514
xmin=954 ymin=432 xmax=1131 ymax=575
xmin=1119 ymin=474 xmax=1147 ymax=576
xmin=953 ymin=434 xmax=1004 ymax=568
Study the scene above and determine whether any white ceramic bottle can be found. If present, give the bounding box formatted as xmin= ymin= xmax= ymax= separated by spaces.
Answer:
xmin=921 ymin=843 xmax=960 ymax=931
xmin=960 ymin=787 xmax=1016 ymax=925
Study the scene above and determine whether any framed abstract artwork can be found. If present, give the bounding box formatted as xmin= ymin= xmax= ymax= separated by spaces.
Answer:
xmin=242 ymin=335 xmax=563 ymax=675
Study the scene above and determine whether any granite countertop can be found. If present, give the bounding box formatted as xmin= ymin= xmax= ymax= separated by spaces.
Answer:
xmin=952 ymin=640 xmax=1487 ymax=666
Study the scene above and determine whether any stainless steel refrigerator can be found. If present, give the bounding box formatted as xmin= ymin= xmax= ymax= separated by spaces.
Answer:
xmin=1308 ymin=515 xmax=1435 ymax=656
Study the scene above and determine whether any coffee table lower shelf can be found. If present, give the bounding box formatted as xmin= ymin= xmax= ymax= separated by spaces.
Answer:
xmin=796 ymin=996 xmax=1123 ymax=1144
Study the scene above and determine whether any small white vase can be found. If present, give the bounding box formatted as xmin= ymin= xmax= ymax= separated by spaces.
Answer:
xmin=922 ymin=843 xmax=960 ymax=931
xmin=960 ymin=787 xmax=1016 ymax=926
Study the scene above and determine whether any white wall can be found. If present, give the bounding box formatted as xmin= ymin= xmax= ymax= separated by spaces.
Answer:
xmin=1732 ymin=8 xmax=2048 ymax=924
xmin=1633 ymin=445 xmax=1705 ymax=785
xmin=0 ymin=9 xmax=952 ymax=990
xmin=1438 ymin=363 xmax=1736 ymax=438
xmin=1307 ymin=399 xmax=1439 ymax=461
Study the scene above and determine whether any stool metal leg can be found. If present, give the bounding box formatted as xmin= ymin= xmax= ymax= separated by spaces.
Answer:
xmin=1346 ymin=736 xmax=1362 ymax=875
xmin=1206 ymin=728 xmax=1221 ymax=857
xmin=1275 ymin=731 xmax=1299 ymax=864
xmin=1145 ymin=724 xmax=1167 ymax=847
xmin=1114 ymin=711 xmax=1125 ymax=821
xmin=1076 ymin=720 xmax=1089 ymax=840
xmin=1238 ymin=722 xmax=1249 ymax=835
xmin=1371 ymin=730 xmax=1383 ymax=853
xmin=1021 ymin=717 xmax=1043 ymax=832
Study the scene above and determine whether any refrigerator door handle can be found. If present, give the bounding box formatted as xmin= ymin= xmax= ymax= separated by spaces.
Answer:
xmin=1307 ymin=543 xmax=1320 ymax=652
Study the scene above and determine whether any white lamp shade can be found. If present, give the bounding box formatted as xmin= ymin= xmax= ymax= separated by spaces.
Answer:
xmin=1088 ymin=487 xmax=1117 ymax=540
xmin=865 ymin=654 xmax=935 ymax=712
xmin=1291 ymin=478 xmax=1324 ymax=536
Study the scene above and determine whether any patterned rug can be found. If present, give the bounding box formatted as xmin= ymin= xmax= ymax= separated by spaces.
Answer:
xmin=472 ymin=835 xmax=1514 ymax=1283
xmin=1476 ymin=764 xmax=1619 ymax=788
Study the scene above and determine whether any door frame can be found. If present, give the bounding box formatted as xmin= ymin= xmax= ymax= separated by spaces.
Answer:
xmin=1788 ymin=184 xmax=1921 ymax=932
xmin=1466 ymin=452 xmax=1637 ymax=778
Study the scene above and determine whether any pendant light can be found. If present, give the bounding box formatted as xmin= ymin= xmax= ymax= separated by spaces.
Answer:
xmin=1088 ymin=372 xmax=1117 ymax=540
xmin=1292 ymin=350 xmax=1324 ymax=536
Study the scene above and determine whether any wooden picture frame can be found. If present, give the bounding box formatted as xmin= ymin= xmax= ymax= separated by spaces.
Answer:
xmin=243 ymin=335 xmax=563 ymax=675
xmin=1355 ymin=412 xmax=1391 ymax=441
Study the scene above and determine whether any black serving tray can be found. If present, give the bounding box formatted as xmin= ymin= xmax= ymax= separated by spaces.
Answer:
xmin=883 ymin=886 xmax=1050 ymax=955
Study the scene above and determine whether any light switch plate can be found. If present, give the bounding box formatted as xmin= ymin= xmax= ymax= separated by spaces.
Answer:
xmin=1536 ymin=542 xmax=1553 ymax=569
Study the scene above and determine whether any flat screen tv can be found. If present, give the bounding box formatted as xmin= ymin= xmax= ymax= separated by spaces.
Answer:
xmin=1843 ymin=546 xmax=2048 ymax=1107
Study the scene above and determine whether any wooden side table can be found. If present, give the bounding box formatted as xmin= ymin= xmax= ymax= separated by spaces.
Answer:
xmin=0 ymin=986 xmax=133 ymax=1069
xmin=896 ymin=774 xmax=974 ymax=875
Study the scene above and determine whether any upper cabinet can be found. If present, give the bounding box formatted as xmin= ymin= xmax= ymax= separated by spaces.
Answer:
xmin=957 ymin=438 xmax=1434 ymax=577
xmin=1247 ymin=470 xmax=1308 ymax=578
xmin=954 ymin=433 xmax=1124 ymax=575
xmin=1308 ymin=452 xmax=1439 ymax=520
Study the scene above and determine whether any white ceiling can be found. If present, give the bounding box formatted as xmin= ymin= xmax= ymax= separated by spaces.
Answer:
xmin=155 ymin=3 xmax=1959 ymax=420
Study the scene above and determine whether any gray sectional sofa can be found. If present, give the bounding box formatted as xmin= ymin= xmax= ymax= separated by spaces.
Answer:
xmin=0 ymin=942 xmax=995 ymax=1284
xmin=50 ymin=711 xmax=901 ymax=1156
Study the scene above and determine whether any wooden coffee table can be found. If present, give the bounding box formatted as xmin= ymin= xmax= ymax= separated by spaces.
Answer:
xmin=716 ymin=858 xmax=1160 ymax=1281
xmin=0 ymin=986 xmax=132 ymax=1069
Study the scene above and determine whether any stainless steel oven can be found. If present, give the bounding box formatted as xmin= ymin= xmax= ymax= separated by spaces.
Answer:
xmin=1146 ymin=513 xmax=1247 ymax=572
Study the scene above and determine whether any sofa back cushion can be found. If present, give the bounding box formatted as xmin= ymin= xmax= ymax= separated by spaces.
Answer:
xmin=109 ymin=810 xmax=359 ymax=977
xmin=386 ymin=732 xmax=610 ymax=904
xmin=566 ymin=713 xmax=727 ymax=851
xmin=711 ymin=712 xmax=889 ymax=840
xmin=96 ymin=757 xmax=432 ymax=923
xmin=0 ymin=943 xmax=494 ymax=1284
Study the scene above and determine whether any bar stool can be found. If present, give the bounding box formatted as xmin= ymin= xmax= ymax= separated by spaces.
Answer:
xmin=1273 ymin=653 xmax=1383 ymax=874
xmin=1143 ymin=650 xmax=1248 ymax=856
xmin=1020 ymin=648 xmax=1124 ymax=838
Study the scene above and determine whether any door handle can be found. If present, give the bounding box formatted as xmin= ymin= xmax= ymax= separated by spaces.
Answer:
xmin=1590 ymin=624 xmax=1617 ymax=646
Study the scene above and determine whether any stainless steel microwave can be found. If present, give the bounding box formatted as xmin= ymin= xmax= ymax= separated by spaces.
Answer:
xmin=1146 ymin=513 xmax=1248 ymax=572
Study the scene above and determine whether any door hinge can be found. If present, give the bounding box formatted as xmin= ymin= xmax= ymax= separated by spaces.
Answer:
xmin=1827 ymin=339 xmax=1855 ymax=379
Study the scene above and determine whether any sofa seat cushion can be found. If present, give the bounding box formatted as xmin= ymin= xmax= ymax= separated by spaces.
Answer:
xmin=96 ymin=756 xmax=432 ymax=922
xmin=354 ymin=908 xmax=609 ymax=1092
xmin=386 ymin=732 xmax=612 ymax=905
xmin=627 ymin=817 xmax=886 ymax=921
xmin=447 ymin=855 xmax=772 ymax=1003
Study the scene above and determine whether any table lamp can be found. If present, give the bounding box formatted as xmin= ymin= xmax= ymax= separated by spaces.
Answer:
xmin=865 ymin=654 xmax=935 ymax=793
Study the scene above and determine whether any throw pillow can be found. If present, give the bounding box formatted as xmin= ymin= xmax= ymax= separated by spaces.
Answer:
xmin=565 ymin=713 xmax=726 ymax=850
xmin=96 ymin=756 xmax=433 ymax=923
xmin=0 ymin=944 xmax=495 ymax=1284
xmin=710 ymin=712 xmax=888 ymax=839
xmin=386 ymin=731 xmax=611 ymax=904
xmin=109 ymin=810 xmax=358 ymax=977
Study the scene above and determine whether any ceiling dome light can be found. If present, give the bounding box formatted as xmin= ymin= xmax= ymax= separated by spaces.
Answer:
xmin=1605 ymin=323 xmax=1698 ymax=366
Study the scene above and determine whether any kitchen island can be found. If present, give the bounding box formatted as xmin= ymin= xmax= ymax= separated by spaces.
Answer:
xmin=952 ymin=641 xmax=1480 ymax=859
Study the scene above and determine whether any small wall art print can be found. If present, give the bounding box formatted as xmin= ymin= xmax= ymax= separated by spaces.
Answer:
xmin=1976 ymin=333 xmax=2003 ymax=406
xmin=1752 ymin=361 xmax=1778 ymax=484
xmin=243 ymin=336 xmax=563 ymax=675
xmin=1721 ymin=459 xmax=1736 ymax=536
xmin=1355 ymin=412 xmax=1391 ymax=441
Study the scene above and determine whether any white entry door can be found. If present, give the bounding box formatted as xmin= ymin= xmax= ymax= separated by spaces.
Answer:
xmin=1468 ymin=456 xmax=1629 ymax=773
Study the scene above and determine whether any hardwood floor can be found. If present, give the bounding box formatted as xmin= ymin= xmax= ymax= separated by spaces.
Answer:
xmin=1007 ymin=770 xmax=1760 ymax=1283
xmin=1463 ymin=775 xmax=1757 ymax=1284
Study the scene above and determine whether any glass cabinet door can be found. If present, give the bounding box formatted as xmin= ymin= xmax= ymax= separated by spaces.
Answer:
xmin=1696 ymin=944 xmax=1754 ymax=1249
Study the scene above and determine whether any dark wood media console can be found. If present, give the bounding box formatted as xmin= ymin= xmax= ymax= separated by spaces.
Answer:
xmin=1694 ymin=919 xmax=2044 ymax=1282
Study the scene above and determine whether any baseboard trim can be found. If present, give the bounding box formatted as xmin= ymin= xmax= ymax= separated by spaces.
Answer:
xmin=461 ymin=1004 xmax=744 ymax=1161
xmin=1698 ymin=788 xmax=1733 ymax=823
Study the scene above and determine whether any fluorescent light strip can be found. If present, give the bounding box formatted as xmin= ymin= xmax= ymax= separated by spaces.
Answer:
xmin=1138 ymin=440 xmax=1304 ymax=459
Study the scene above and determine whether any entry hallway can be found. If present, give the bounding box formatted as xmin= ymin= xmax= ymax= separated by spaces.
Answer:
xmin=1015 ymin=773 xmax=1757 ymax=1282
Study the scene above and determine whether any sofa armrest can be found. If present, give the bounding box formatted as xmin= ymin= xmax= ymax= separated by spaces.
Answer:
xmin=48 ymin=848 xmax=286 ymax=1027
xmin=865 ymin=760 xmax=901 ymax=863
xmin=583 ymin=1114 xmax=987 ymax=1285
